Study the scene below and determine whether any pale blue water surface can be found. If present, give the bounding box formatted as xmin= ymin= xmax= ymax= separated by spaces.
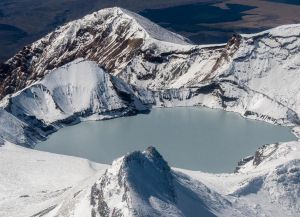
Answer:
xmin=36 ymin=107 xmax=296 ymax=173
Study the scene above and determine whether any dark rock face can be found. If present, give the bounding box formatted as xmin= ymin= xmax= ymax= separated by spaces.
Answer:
xmin=235 ymin=143 xmax=280 ymax=173
xmin=0 ymin=23 xmax=144 ymax=99
xmin=235 ymin=156 xmax=254 ymax=173
xmin=253 ymin=143 xmax=279 ymax=167
xmin=0 ymin=9 xmax=150 ymax=99
xmin=203 ymin=34 xmax=242 ymax=82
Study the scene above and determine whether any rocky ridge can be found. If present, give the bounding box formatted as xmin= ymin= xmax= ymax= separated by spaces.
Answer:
xmin=0 ymin=8 xmax=300 ymax=146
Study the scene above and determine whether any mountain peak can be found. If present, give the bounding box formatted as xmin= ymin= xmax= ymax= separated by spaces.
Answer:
xmin=0 ymin=7 xmax=191 ymax=100
xmin=144 ymin=146 xmax=164 ymax=159
xmin=85 ymin=146 xmax=239 ymax=217
xmin=62 ymin=6 xmax=190 ymax=46
xmin=90 ymin=147 xmax=176 ymax=216
xmin=115 ymin=7 xmax=191 ymax=45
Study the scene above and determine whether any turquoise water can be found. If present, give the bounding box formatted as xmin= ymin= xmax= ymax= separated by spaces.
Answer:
xmin=36 ymin=107 xmax=296 ymax=173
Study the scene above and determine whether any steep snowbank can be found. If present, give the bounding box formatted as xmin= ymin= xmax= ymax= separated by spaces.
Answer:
xmin=1 ymin=143 xmax=298 ymax=217
xmin=0 ymin=59 xmax=147 ymax=146
xmin=120 ymin=8 xmax=191 ymax=45
xmin=0 ymin=142 xmax=107 ymax=217
xmin=10 ymin=59 xmax=131 ymax=123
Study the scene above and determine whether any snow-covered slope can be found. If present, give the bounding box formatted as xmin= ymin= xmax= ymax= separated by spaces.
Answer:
xmin=0 ymin=142 xmax=107 ymax=217
xmin=9 ymin=59 xmax=134 ymax=123
xmin=209 ymin=24 xmax=300 ymax=122
xmin=0 ymin=7 xmax=300 ymax=217
xmin=0 ymin=59 xmax=146 ymax=146
xmin=50 ymin=147 xmax=243 ymax=217
xmin=1 ymin=143 xmax=299 ymax=217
